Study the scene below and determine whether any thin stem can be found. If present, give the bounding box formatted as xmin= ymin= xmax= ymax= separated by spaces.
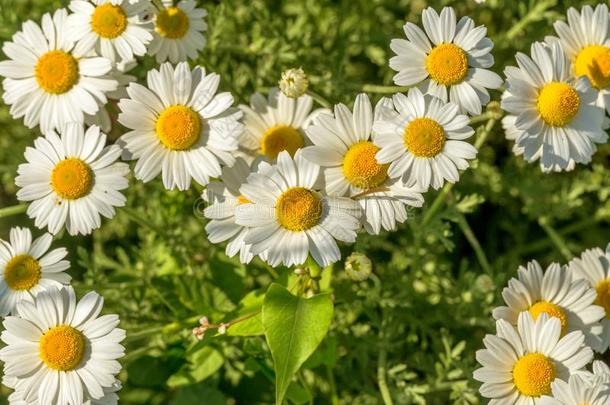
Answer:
xmin=306 ymin=90 xmax=332 ymax=108
xmin=538 ymin=217 xmax=573 ymax=261
xmin=377 ymin=348 xmax=394 ymax=405
xmin=298 ymin=371 xmax=314 ymax=405
xmin=0 ymin=204 xmax=27 ymax=219
xmin=121 ymin=207 xmax=160 ymax=233
xmin=474 ymin=117 xmax=497 ymax=149
xmin=326 ymin=365 xmax=339 ymax=405
xmin=455 ymin=212 xmax=493 ymax=274
xmin=504 ymin=0 xmax=556 ymax=41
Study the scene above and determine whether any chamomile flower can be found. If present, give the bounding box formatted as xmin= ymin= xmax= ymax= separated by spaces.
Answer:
xmin=148 ymin=0 xmax=207 ymax=64
xmin=545 ymin=4 xmax=610 ymax=114
xmin=539 ymin=373 xmax=610 ymax=405
xmin=15 ymin=124 xmax=129 ymax=236
xmin=389 ymin=6 xmax=503 ymax=115
xmin=5 ymin=376 xmax=122 ymax=405
xmin=0 ymin=9 xmax=118 ymax=134
xmin=474 ymin=312 xmax=594 ymax=401
xmin=0 ymin=286 xmax=125 ymax=405
xmin=502 ymin=41 xmax=607 ymax=172
xmin=203 ymin=157 xmax=270 ymax=264
xmin=239 ymin=88 xmax=323 ymax=161
xmin=301 ymin=93 xmax=424 ymax=234
xmin=67 ymin=0 xmax=153 ymax=65
xmin=86 ymin=65 xmax=136 ymax=133
xmin=492 ymin=260 xmax=605 ymax=350
xmin=569 ymin=244 xmax=610 ymax=352
xmin=0 ymin=227 xmax=70 ymax=316
xmin=593 ymin=360 xmax=610 ymax=382
xmin=234 ymin=151 xmax=362 ymax=267
xmin=372 ymin=87 xmax=476 ymax=190
xmin=118 ymin=62 xmax=242 ymax=190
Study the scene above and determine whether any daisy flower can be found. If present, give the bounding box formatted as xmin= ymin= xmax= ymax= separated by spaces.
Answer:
xmin=388 ymin=6 xmax=503 ymax=115
xmin=0 ymin=9 xmax=118 ymax=134
xmin=301 ymin=93 xmax=424 ymax=234
xmin=569 ymin=244 xmax=610 ymax=352
xmin=0 ymin=286 xmax=125 ymax=405
xmin=372 ymin=87 xmax=476 ymax=190
xmin=593 ymin=360 xmax=610 ymax=382
xmin=502 ymin=41 xmax=607 ymax=172
xmin=15 ymin=124 xmax=129 ymax=236
xmin=474 ymin=312 xmax=594 ymax=401
xmin=239 ymin=87 xmax=323 ymax=161
xmin=118 ymin=62 xmax=242 ymax=190
xmin=203 ymin=157 xmax=270 ymax=264
xmin=148 ymin=0 xmax=207 ymax=64
xmin=86 ymin=65 xmax=136 ymax=133
xmin=0 ymin=227 xmax=70 ymax=316
xmin=234 ymin=150 xmax=362 ymax=267
xmin=67 ymin=0 xmax=153 ymax=65
xmin=539 ymin=373 xmax=610 ymax=405
xmin=492 ymin=260 xmax=605 ymax=351
xmin=545 ymin=4 xmax=610 ymax=114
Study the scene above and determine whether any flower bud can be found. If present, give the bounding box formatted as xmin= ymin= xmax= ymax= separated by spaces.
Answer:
xmin=279 ymin=68 xmax=309 ymax=98
xmin=345 ymin=252 xmax=372 ymax=281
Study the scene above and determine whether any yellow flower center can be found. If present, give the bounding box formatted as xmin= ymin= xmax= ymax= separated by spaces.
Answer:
xmin=512 ymin=353 xmax=556 ymax=397
xmin=34 ymin=50 xmax=79 ymax=94
xmin=90 ymin=3 xmax=127 ymax=39
xmin=156 ymin=105 xmax=202 ymax=150
xmin=573 ymin=45 xmax=610 ymax=90
xmin=236 ymin=195 xmax=252 ymax=205
xmin=39 ymin=325 xmax=86 ymax=371
xmin=156 ymin=6 xmax=190 ymax=39
xmin=275 ymin=187 xmax=322 ymax=231
xmin=529 ymin=301 xmax=568 ymax=335
xmin=595 ymin=278 xmax=610 ymax=319
xmin=260 ymin=125 xmax=304 ymax=160
xmin=51 ymin=158 xmax=94 ymax=200
xmin=404 ymin=117 xmax=446 ymax=158
xmin=3 ymin=255 xmax=41 ymax=291
xmin=536 ymin=82 xmax=580 ymax=127
xmin=425 ymin=43 xmax=469 ymax=85
xmin=342 ymin=141 xmax=388 ymax=190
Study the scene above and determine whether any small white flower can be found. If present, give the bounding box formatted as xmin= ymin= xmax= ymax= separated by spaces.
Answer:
xmin=0 ymin=227 xmax=70 ymax=316
xmin=118 ymin=62 xmax=242 ymax=190
xmin=539 ymin=373 xmax=610 ymax=405
xmin=0 ymin=9 xmax=118 ymax=134
xmin=389 ymin=6 xmax=503 ymax=115
xmin=148 ymin=0 xmax=207 ymax=63
xmin=0 ymin=286 xmax=125 ymax=405
xmin=16 ymin=124 xmax=129 ymax=236
xmin=373 ymin=87 xmax=476 ymax=190
xmin=67 ymin=0 xmax=153 ymax=65
xmin=234 ymin=150 xmax=362 ymax=267
xmin=474 ymin=312 xmax=593 ymax=401
xmin=279 ymin=68 xmax=309 ymax=98
xmin=502 ymin=41 xmax=607 ymax=172
xmin=493 ymin=260 xmax=605 ymax=351
xmin=344 ymin=252 xmax=372 ymax=281
xmin=302 ymin=93 xmax=424 ymax=234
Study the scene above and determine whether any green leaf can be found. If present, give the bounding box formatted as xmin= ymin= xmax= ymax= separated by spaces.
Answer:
xmin=171 ymin=384 xmax=226 ymax=405
xmin=227 ymin=289 xmax=265 ymax=337
xmin=167 ymin=346 xmax=224 ymax=388
xmin=262 ymin=283 xmax=334 ymax=405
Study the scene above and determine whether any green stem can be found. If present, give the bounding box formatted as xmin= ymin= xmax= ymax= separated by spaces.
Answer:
xmin=360 ymin=84 xmax=410 ymax=94
xmin=122 ymin=207 xmax=160 ymax=233
xmin=298 ymin=371 xmax=314 ymax=405
xmin=306 ymin=90 xmax=332 ymax=108
xmin=377 ymin=348 xmax=394 ymax=405
xmin=0 ymin=204 xmax=27 ymax=218
xmin=538 ymin=217 xmax=573 ymax=261
xmin=474 ymin=117 xmax=497 ymax=149
xmin=504 ymin=0 xmax=556 ymax=41
xmin=326 ymin=365 xmax=339 ymax=405
xmin=455 ymin=212 xmax=493 ymax=274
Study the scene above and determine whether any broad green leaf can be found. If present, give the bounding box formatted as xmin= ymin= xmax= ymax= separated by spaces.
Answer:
xmin=227 ymin=289 xmax=265 ymax=336
xmin=167 ymin=346 xmax=224 ymax=388
xmin=262 ymin=283 xmax=333 ymax=405
xmin=171 ymin=384 xmax=226 ymax=405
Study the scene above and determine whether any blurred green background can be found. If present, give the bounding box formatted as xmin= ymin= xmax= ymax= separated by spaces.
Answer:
xmin=1 ymin=0 xmax=609 ymax=404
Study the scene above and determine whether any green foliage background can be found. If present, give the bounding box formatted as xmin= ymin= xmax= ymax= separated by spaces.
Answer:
xmin=1 ymin=0 xmax=609 ymax=404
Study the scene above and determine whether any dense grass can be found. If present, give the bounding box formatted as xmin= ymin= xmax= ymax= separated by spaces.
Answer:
xmin=1 ymin=0 xmax=609 ymax=404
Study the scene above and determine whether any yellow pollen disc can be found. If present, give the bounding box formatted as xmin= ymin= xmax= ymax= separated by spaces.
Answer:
xmin=34 ymin=50 xmax=79 ymax=94
xmin=39 ymin=325 xmax=86 ymax=371
xmin=51 ymin=158 xmax=94 ymax=200
xmin=512 ymin=353 xmax=556 ymax=397
xmin=404 ymin=117 xmax=446 ymax=158
xmin=3 ymin=255 xmax=41 ymax=291
xmin=91 ymin=3 xmax=127 ymax=39
xmin=260 ymin=125 xmax=304 ymax=160
xmin=156 ymin=7 xmax=190 ymax=39
xmin=574 ymin=45 xmax=610 ymax=90
xmin=536 ymin=82 xmax=580 ymax=127
xmin=275 ymin=187 xmax=322 ymax=231
xmin=426 ymin=43 xmax=468 ymax=85
xmin=236 ymin=195 xmax=252 ymax=205
xmin=529 ymin=301 xmax=568 ymax=335
xmin=342 ymin=141 xmax=388 ymax=190
xmin=595 ymin=278 xmax=610 ymax=319
xmin=156 ymin=105 xmax=202 ymax=150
